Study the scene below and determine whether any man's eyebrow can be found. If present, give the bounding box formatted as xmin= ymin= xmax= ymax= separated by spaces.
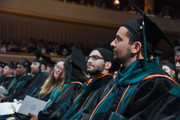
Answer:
xmin=116 ymin=35 xmax=121 ymax=39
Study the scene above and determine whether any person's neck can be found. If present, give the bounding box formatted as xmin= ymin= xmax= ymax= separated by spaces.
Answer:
xmin=91 ymin=74 xmax=103 ymax=80
xmin=20 ymin=74 xmax=26 ymax=78
xmin=5 ymin=74 xmax=13 ymax=78
xmin=124 ymin=54 xmax=144 ymax=68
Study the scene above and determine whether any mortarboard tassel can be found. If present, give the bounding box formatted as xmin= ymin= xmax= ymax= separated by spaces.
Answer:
xmin=142 ymin=16 xmax=147 ymax=71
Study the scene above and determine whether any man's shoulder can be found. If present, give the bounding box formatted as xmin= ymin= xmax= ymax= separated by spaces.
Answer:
xmin=35 ymin=72 xmax=49 ymax=78
xmin=139 ymin=72 xmax=177 ymax=88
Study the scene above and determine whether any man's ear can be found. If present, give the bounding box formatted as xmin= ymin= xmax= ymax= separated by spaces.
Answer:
xmin=41 ymin=64 xmax=46 ymax=70
xmin=131 ymin=41 xmax=142 ymax=54
xmin=105 ymin=61 xmax=112 ymax=70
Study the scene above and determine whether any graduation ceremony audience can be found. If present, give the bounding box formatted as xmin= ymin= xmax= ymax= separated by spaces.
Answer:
xmin=38 ymin=60 xmax=65 ymax=102
xmin=162 ymin=62 xmax=176 ymax=79
xmin=29 ymin=47 xmax=87 ymax=120
xmin=0 ymin=59 xmax=32 ymax=102
xmin=0 ymin=63 xmax=15 ymax=90
xmin=0 ymin=4 xmax=180 ymax=120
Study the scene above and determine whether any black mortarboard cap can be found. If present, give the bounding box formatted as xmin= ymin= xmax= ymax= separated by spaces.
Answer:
xmin=18 ymin=59 xmax=31 ymax=74
xmin=94 ymin=48 xmax=114 ymax=62
xmin=19 ymin=59 xmax=31 ymax=68
xmin=33 ymin=52 xmax=48 ymax=66
xmin=122 ymin=4 xmax=174 ymax=56
xmin=0 ymin=62 xmax=7 ymax=68
xmin=66 ymin=47 xmax=87 ymax=73
xmin=7 ymin=62 xmax=17 ymax=69
xmin=43 ymin=56 xmax=55 ymax=68
xmin=48 ymin=61 xmax=56 ymax=68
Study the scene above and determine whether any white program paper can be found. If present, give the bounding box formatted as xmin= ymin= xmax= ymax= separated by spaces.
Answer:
xmin=0 ymin=102 xmax=22 ymax=115
xmin=17 ymin=95 xmax=47 ymax=115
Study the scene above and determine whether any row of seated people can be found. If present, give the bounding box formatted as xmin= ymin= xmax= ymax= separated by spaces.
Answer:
xmin=0 ymin=39 xmax=82 ymax=56
xmin=0 ymin=10 xmax=180 ymax=119
xmin=0 ymin=46 xmax=179 ymax=120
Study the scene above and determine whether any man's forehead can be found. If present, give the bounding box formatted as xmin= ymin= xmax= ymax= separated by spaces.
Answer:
xmin=32 ymin=62 xmax=40 ymax=64
xmin=4 ymin=66 xmax=10 ymax=69
xmin=90 ymin=50 xmax=102 ymax=57
xmin=56 ymin=61 xmax=64 ymax=67
xmin=116 ymin=26 xmax=129 ymax=38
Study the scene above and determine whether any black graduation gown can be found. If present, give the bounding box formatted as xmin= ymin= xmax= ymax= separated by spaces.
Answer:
xmin=129 ymin=85 xmax=180 ymax=120
xmin=21 ymin=72 xmax=49 ymax=99
xmin=38 ymin=81 xmax=83 ymax=120
xmin=58 ymin=74 xmax=114 ymax=120
xmin=71 ymin=75 xmax=114 ymax=120
xmin=1 ymin=76 xmax=15 ymax=89
xmin=1 ymin=75 xmax=33 ymax=102
xmin=14 ymin=76 xmax=33 ymax=100
xmin=90 ymin=73 xmax=178 ymax=120
xmin=120 ymin=73 xmax=177 ymax=119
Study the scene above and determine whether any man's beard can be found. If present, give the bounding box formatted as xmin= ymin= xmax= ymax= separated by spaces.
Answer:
xmin=31 ymin=69 xmax=39 ymax=75
xmin=87 ymin=64 xmax=105 ymax=76
xmin=88 ymin=69 xmax=101 ymax=76
xmin=114 ymin=48 xmax=132 ymax=65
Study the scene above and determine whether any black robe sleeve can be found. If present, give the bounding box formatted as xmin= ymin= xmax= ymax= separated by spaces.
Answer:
xmin=129 ymin=86 xmax=180 ymax=120
xmin=121 ymin=75 xmax=177 ymax=119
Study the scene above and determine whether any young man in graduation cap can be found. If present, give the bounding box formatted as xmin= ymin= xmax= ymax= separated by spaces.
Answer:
xmin=0 ymin=62 xmax=15 ymax=90
xmin=88 ymin=5 xmax=178 ymax=120
xmin=20 ymin=53 xmax=49 ymax=99
xmin=58 ymin=47 xmax=115 ymax=120
xmin=0 ymin=59 xmax=33 ymax=102
xmin=0 ymin=62 xmax=7 ymax=83
xmin=29 ymin=47 xmax=87 ymax=120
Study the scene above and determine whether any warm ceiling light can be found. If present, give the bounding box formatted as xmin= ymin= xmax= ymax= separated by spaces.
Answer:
xmin=113 ymin=0 xmax=120 ymax=5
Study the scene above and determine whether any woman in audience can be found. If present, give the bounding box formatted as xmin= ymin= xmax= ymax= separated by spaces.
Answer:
xmin=38 ymin=60 xmax=65 ymax=102
xmin=29 ymin=47 xmax=87 ymax=120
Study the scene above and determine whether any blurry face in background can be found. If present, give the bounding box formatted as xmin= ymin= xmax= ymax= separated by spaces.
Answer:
xmin=16 ymin=64 xmax=26 ymax=77
xmin=0 ymin=67 xmax=3 ymax=76
xmin=162 ymin=65 xmax=175 ymax=78
xmin=3 ymin=66 xmax=12 ymax=77
xmin=175 ymin=61 xmax=180 ymax=79
xmin=175 ymin=55 xmax=180 ymax=79
xmin=31 ymin=62 xmax=40 ymax=75
xmin=44 ymin=66 xmax=51 ymax=74
xmin=54 ymin=61 xmax=64 ymax=81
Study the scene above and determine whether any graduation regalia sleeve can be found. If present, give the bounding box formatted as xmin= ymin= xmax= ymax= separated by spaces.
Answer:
xmin=129 ymin=85 xmax=180 ymax=120
xmin=38 ymin=82 xmax=82 ymax=120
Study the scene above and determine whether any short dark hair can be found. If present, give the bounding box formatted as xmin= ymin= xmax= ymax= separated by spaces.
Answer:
xmin=126 ymin=29 xmax=144 ymax=57
xmin=126 ymin=29 xmax=137 ymax=45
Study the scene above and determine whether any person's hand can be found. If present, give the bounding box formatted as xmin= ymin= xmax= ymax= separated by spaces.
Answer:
xmin=28 ymin=113 xmax=38 ymax=120
xmin=0 ymin=86 xmax=6 ymax=89
xmin=0 ymin=94 xmax=4 ymax=102
xmin=16 ymin=100 xmax=23 ymax=104
xmin=0 ymin=94 xmax=4 ymax=98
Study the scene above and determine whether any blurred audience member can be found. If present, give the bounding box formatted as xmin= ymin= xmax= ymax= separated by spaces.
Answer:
xmin=162 ymin=62 xmax=175 ymax=79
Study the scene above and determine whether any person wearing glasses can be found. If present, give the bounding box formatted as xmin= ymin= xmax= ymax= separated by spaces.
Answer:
xmin=37 ymin=60 xmax=65 ymax=102
xmin=52 ymin=47 xmax=115 ymax=120
xmin=29 ymin=47 xmax=87 ymax=120
xmin=88 ymin=5 xmax=178 ymax=120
